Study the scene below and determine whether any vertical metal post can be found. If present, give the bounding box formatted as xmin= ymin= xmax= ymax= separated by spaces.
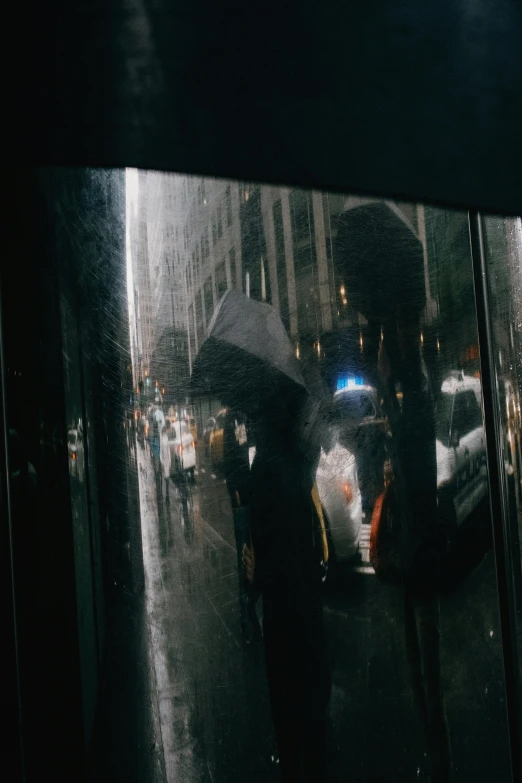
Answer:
xmin=469 ymin=211 xmax=521 ymax=780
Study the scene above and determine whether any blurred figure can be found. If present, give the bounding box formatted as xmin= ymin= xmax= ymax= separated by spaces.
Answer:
xmin=222 ymin=408 xmax=261 ymax=644
xmin=337 ymin=204 xmax=451 ymax=782
xmin=137 ymin=411 xmax=146 ymax=447
xmin=160 ymin=419 xmax=172 ymax=502
xmin=377 ymin=321 xmax=452 ymax=783
xmin=149 ymin=396 xmax=164 ymax=495
xmin=191 ymin=291 xmax=331 ymax=780
xmin=245 ymin=393 xmax=331 ymax=783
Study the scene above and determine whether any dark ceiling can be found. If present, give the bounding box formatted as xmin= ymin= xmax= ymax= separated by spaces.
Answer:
xmin=9 ymin=0 xmax=522 ymax=215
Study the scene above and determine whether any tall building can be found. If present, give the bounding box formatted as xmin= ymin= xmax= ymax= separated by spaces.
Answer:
xmin=150 ymin=174 xmax=190 ymax=402
xmin=129 ymin=170 xmax=155 ymax=386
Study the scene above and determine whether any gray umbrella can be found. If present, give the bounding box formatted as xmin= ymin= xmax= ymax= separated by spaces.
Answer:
xmin=190 ymin=290 xmax=306 ymax=411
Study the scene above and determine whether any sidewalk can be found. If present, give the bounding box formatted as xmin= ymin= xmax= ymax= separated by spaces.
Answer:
xmin=136 ymin=444 xmax=276 ymax=783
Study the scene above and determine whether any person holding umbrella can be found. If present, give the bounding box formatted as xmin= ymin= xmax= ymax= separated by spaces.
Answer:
xmin=337 ymin=202 xmax=452 ymax=783
xmin=191 ymin=291 xmax=331 ymax=782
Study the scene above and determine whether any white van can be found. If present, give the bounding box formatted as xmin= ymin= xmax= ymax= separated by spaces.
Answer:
xmin=436 ymin=373 xmax=488 ymax=528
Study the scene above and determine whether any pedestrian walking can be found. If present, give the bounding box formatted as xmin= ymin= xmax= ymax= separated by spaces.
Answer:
xmin=222 ymin=408 xmax=261 ymax=644
xmin=160 ymin=419 xmax=172 ymax=502
xmin=149 ymin=396 xmax=165 ymax=499
xmin=191 ymin=291 xmax=331 ymax=782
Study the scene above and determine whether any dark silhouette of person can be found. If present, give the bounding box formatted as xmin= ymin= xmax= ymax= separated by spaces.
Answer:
xmin=336 ymin=203 xmax=452 ymax=782
xmin=377 ymin=320 xmax=452 ymax=783
xmin=245 ymin=391 xmax=331 ymax=782
xmin=222 ymin=408 xmax=261 ymax=644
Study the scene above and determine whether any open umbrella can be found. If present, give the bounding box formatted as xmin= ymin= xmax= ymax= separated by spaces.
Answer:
xmin=335 ymin=201 xmax=425 ymax=323
xmin=190 ymin=290 xmax=306 ymax=412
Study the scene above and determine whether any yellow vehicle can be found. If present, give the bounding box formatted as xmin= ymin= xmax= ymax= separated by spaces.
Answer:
xmin=209 ymin=408 xmax=227 ymax=467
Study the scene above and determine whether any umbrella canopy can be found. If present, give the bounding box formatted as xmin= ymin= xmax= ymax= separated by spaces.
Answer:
xmin=335 ymin=202 xmax=426 ymax=323
xmin=190 ymin=290 xmax=306 ymax=412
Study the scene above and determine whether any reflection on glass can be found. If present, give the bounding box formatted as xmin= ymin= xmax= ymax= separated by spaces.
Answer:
xmin=12 ymin=168 xmax=516 ymax=780
xmin=117 ymin=170 xmax=515 ymax=782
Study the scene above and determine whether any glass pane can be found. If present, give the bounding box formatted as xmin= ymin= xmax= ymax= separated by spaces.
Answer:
xmin=123 ymin=172 xmax=513 ymax=782
xmin=4 ymin=168 xmax=516 ymax=781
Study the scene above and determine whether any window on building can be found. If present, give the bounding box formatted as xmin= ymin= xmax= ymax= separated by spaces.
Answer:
xmin=217 ymin=206 xmax=223 ymax=238
xmin=212 ymin=219 xmax=217 ymax=245
xmin=229 ymin=248 xmax=237 ymax=289
xmin=205 ymin=227 xmax=210 ymax=258
xmin=204 ymin=278 xmax=214 ymax=324
xmin=226 ymin=185 xmax=233 ymax=226
xmin=216 ymin=261 xmax=227 ymax=299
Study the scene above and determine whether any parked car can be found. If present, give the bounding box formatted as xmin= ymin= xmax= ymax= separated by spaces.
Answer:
xmin=168 ymin=419 xmax=196 ymax=481
xmin=436 ymin=373 xmax=488 ymax=529
xmin=209 ymin=408 xmax=227 ymax=467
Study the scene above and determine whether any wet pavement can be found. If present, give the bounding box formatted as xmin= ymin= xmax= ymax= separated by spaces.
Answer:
xmin=90 ymin=438 xmax=513 ymax=782
xmin=137 ymin=444 xmax=277 ymax=783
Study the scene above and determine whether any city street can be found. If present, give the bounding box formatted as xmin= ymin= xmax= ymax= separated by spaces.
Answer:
xmin=136 ymin=438 xmax=512 ymax=783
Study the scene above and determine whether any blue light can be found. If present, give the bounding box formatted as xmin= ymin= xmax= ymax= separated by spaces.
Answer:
xmin=337 ymin=375 xmax=364 ymax=391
